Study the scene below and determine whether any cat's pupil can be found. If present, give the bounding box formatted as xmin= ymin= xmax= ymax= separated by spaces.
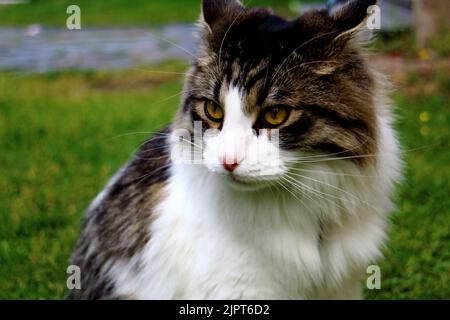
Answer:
xmin=272 ymin=108 xmax=279 ymax=119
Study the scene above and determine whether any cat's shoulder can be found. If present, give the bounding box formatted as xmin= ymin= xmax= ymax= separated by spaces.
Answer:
xmin=69 ymin=128 xmax=171 ymax=299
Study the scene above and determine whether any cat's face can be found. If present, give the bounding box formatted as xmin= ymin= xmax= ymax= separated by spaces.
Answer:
xmin=175 ymin=0 xmax=378 ymax=190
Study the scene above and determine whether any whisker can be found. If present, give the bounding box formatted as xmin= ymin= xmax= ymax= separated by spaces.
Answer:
xmin=155 ymin=36 xmax=198 ymax=60
xmin=132 ymin=148 xmax=170 ymax=161
xmin=276 ymin=179 xmax=305 ymax=205
xmin=289 ymin=167 xmax=375 ymax=178
xmin=134 ymin=163 xmax=172 ymax=188
xmin=113 ymin=136 xmax=170 ymax=161
xmin=283 ymin=175 xmax=346 ymax=211
xmin=155 ymin=88 xmax=204 ymax=104
xmin=281 ymin=176 xmax=317 ymax=204
xmin=111 ymin=131 xmax=202 ymax=162
xmin=110 ymin=130 xmax=172 ymax=140
xmin=113 ymin=129 xmax=202 ymax=149
xmin=285 ymin=154 xmax=378 ymax=163
xmin=133 ymin=154 xmax=168 ymax=162
xmin=284 ymin=142 xmax=437 ymax=164
xmin=284 ymin=140 xmax=444 ymax=164
xmin=287 ymin=171 xmax=379 ymax=211
xmin=132 ymin=67 xmax=205 ymax=82
xmin=281 ymin=136 xmax=374 ymax=161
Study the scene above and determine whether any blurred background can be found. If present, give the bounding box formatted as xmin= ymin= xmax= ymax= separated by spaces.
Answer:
xmin=0 ymin=0 xmax=448 ymax=299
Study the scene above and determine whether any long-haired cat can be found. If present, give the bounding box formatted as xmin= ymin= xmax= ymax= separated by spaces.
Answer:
xmin=70 ymin=0 xmax=402 ymax=299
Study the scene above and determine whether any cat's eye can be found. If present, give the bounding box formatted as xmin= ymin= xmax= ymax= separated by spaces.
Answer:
xmin=204 ymin=100 xmax=224 ymax=122
xmin=260 ymin=106 xmax=290 ymax=128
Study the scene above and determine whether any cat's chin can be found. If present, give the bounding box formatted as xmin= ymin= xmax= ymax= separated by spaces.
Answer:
xmin=224 ymin=174 xmax=275 ymax=192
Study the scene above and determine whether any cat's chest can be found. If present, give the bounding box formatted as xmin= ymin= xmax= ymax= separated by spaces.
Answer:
xmin=133 ymin=169 xmax=325 ymax=299
xmin=109 ymin=166 xmax=387 ymax=299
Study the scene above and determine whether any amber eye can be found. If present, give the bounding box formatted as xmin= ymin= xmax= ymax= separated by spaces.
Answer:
xmin=204 ymin=100 xmax=224 ymax=122
xmin=261 ymin=106 xmax=290 ymax=127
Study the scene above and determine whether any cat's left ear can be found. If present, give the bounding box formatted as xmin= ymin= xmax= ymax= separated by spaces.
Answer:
xmin=330 ymin=0 xmax=378 ymax=39
xmin=201 ymin=0 xmax=245 ymax=33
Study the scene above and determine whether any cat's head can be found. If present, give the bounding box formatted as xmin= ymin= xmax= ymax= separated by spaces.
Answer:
xmin=174 ymin=0 xmax=379 ymax=190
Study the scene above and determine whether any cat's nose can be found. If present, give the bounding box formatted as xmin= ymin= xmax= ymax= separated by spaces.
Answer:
xmin=219 ymin=154 xmax=243 ymax=173
xmin=223 ymin=162 xmax=239 ymax=173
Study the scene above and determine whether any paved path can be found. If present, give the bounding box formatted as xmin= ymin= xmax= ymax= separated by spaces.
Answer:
xmin=0 ymin=24 xmax=197 ymax=73
xmin=0 ymin=0 xmax=413 ymax=73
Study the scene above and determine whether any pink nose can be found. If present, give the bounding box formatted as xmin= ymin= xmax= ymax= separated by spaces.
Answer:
xmin=223 ymin=162 xmax=239 ymax=173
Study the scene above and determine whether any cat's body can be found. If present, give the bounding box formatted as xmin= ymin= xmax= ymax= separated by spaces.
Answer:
xmin=71 ymin=0 xmax=402 ymax=300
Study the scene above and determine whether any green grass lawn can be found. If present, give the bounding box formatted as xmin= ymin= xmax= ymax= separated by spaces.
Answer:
xmin=0 ymin=62 xmax=449 ymax=299
xmin=0 ymin=63 xmax=185 ymax=298
xmin=0 ymin=0 xmax=301 ymax=27
xmin=365 ymin=71 xmax=450 ymax=299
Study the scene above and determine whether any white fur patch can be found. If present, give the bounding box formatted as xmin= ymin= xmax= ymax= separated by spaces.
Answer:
xmin=203 ymin=86 xmax=284 ymax=185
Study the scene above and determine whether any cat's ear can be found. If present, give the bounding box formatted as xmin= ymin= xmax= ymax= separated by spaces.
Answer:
xmin=298 ymin=0 xmax=378 ymax=75
xmin=201 ymin=0 xmax=245 ymax=33
xmin=298 ymin=0 xmax=378 ymax=45
xmin=330 ymin=0 xmax=378 ymax=39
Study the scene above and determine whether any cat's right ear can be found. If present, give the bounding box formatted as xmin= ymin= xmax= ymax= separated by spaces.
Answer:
xmin=330 ymin=0 xmax=378 ymax=37
xmin=201 ymin=0 xmax=245 ymax=33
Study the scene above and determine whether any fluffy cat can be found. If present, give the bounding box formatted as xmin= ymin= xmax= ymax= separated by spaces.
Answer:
xmin=70 ymin=0 xmax=402 ymax=299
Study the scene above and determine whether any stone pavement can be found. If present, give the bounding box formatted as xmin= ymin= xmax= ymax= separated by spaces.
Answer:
xmin=0 ymin=0 xmax=414 ymax=73
xmin=0 ymin=24 xmax=197 ymax=73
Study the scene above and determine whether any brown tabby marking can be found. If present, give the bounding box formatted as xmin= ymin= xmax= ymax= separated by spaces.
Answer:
xmin=177 ymin=0 xmax=378 ymax=164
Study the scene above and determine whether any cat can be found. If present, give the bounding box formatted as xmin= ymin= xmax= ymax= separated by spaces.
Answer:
xmin=70 ymin=0 xmax=402 ymax=299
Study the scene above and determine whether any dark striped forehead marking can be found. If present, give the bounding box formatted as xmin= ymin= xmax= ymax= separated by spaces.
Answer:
xmin=181 ymin=0 xmax=379 ymax=165
xmin=212 ymin=56 xmax=274 ymax=114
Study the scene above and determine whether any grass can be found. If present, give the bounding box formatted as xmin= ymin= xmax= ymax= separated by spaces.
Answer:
xmin=0 ymin=62 xmax=185 ymax=299
xmin=371 ymin=30 xmax=418 ymax=58
xmin=0 ymin=62 xmax=449 ymax=299
xmin=0 ymin=0 xmax=299 ymax=27
xmin=366 ymin=71 xmax=450 ymax=299
xmin=370 ymin=29 xmax=450 ymax=59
